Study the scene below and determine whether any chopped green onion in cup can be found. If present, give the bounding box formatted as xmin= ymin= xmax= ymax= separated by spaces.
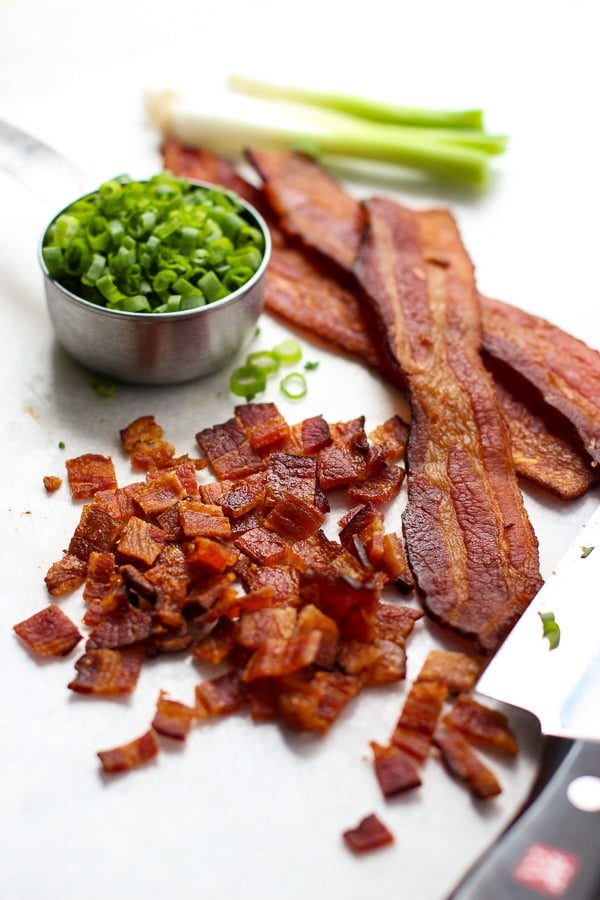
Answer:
xmin=41 ymin=172 xmax=266 ymax=313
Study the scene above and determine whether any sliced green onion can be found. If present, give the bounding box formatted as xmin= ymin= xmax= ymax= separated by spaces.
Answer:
xmin=273 ymin=338 xmax=302 ymax=365
xmin=280 ymin=371 xmax=307 ymax=400
xmin=539 ymin=610 xmax=560 ymax=650
xmin=230 ymin=364 xmax=267 ymax=400
xmin=247 ymin=350 xmax=280 ymax=377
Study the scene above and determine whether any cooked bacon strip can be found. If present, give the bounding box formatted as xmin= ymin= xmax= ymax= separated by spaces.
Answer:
xmin=247 ymin=148 xmax=365 ymax=272
xmin=97 ymin=730 xmax=159 ymax=774
xmin=370 ymin=741 xmax=422 ymax=796
xmin=68 ymin=647 xmax=144 ymax=694
xmin=443 ymin=693 xmax=519 ymax=755
xmin=434 ymin=727 xmax=502 ymax=799
xmin=342 ymin=813 xmax=395 ymax=854
xmin=355 ymin=199 xmax=542 ymax=652
xmin=481 ymin=295 xmax=600 ymax=463
xmin=245 ymin=148 xmax=599 ymax=498
xmin=44 ymin=553 xmax=87 ymax=596
xmin=152 ymin=690 xmax=199 ymax=740
xmin=380 ymin=532 xmax=415 ymax=592
xmin=14 ymin=605 xmax=82 ymax=656
xmin=162 ymin=137 xmax=263 ymax=207
xmin=66 ymin=454 xmax=117 ymax=500
xmin=485 ymin=353 xmax=596 ymax=499
xmin=417 ymin=650 xmax=483 ymax=694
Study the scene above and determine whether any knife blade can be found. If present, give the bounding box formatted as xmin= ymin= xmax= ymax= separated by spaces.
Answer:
xmin=0 ymin=118 xmax=92 ymax=209
xmin=450 ymin=502 xmax=600 ymax=899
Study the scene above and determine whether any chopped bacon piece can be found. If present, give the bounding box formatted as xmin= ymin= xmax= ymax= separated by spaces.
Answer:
xmin=354 ymin=198 xmax=542 ymax=652
xmin=347 ymin=462 xmax=405 ymax=506
xmin=14 ymin=605 xmax=82 ymax=656
xmin=299 ymin=570 xmax=380 ymax=641
xmin=195 ymin=669 xmax=245 ymax=717
xmin=443 ymin=694 xmax=519 ymax=755
xmin=291 ymin=414 xmax=332 ymax=455
xmin=120 ymin=415 xmax=164 ymax=452
xmin=379 ymin=533 xmax=415 ymax=592
xmin=390 ymin=681 xmax=448 ymax=762
xmin=83 ymin=552 xmax=117 ymax=605
xmin=68 ymin=504 xmax=121 ymax=561
xmin=242 ymin=631 xmax=321 ymax=682
xmin=196 ymin=417 xmax=265 ymax=480
xmin=68 ymin=647 xmax=144 ymax=694
xmin=192 ymin=617 xmax=237 ymax=664
xmin=178 ymin=501 xmax=232 ymax=539
xmin=481 ymin=295 xmax=600 ymax=464
xmin=116 ymin=516 xmax=168 ymax=565
xmin=245 ymin=677 xmax=281 ymax=723
xmin=236 ymin=606 xmax=297 ymax=649
xmin=43 ymin=474 xmax=62 ymax=493
xmin=131 ymin=470 xmax=187 ymax=516
xmin=434 ymin=727 xmax=502 ymax=799
xmin=342 ymin=813 xmax=395 ymax=854
xmin=417 ymin=650 xmax=483 ymax=693
xmin=238 ymin=562 xmax=300 ymax=604
xmin=368 ymin=415 xmax=410 ymax=463
xmin=235 ymin=402 xmax=290 ymax=450
xmin=215 ymin=472 xmax=266 ymax=519
xmin=234 ymin=525 xmax=287 ymax=566
xmin=86 ymin=602 xmax=153 ymax=650
xmin=264 ymin=491 xmax=325 ymax=540
xmin=265 ymin=452 xmax=319 ymax=505
xmin=66 ymin=454 xmax=117 ymax=500
xmin=152 ymin=690 xmax=199 ymax=740
xmin=296 ymin=603 xmax=339 ymax=668
xmin=92 ymin=484 xmax=142 ymax=522
xmin=97 ymin=729 xmax=159 ymax=774
xmin=370 ymin=741 xmax=422 ymax=797
xmin=278 ymin=671 xmax=360 ymax=734
xmin=44 ymin=553 xmax=87 ymax=596
xmin=374 ymin=602 xmax=423 ymax=642
xmin=130 ymin=440 xmax=176 ymax=471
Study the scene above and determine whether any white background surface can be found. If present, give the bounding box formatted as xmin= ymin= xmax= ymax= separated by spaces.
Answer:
xmin=1 ymin=2 xmax=599 ymax=898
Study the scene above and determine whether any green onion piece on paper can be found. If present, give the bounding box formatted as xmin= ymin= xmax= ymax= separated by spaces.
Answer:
xmin=280 ymin=371 xmax=307 ymax=400
xmin=229 ymin=364 xmax=267 ymax=401
xmin=539 ymin=611 xmax=560 ymax=650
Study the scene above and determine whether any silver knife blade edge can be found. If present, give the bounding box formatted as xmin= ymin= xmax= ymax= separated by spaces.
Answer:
xmin=476 ymin=501 xmax=600 ymax=742
xmin=0 ymin=119 xmax=93 ymax=209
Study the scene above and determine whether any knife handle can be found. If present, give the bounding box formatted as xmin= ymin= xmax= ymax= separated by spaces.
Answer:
xmin=449 ymin=739 xmax=600 ymax=899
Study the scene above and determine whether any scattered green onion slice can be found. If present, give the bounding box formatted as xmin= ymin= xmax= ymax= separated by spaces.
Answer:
xmin=229 ymin=364 xmax=267 ymax=401
xmin=42 ymin=172 xmax=265 ymax=314
xmin=247 ymin=350 xmax=280 ymax=376
xmin=273 ymin=339 xmax=303 ymax=366
xmin=539 ymin=610 xmax=560 ymax=650
xmin=304 ymin=360 xmax=319 ymax=371
xmin=280 ymin=371 xmax=307 ymax=400
xmin=581 ymin=545 xmax=594 ymax=559
xmin=89 ymin=375 xmax=116 ymax=398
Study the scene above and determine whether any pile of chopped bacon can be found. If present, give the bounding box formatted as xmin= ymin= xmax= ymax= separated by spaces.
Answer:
xmin=14 ymin=404 xmax=524 ymax=853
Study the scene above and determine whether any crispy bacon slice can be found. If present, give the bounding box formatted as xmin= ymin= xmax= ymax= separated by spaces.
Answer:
xmin=481 ymin=295 xmax=600 ymax=463
xmin=68 ymin=505 xmax=121 ymax=561
xmin=178 ymin=501 xmax=232 ymax=540
xmin=434 ymin=727 xmax=502 ymax=799
xmin=44 ymin=553 xmax=87 ymax=596
xmin=443 ymin=693 xmax=519 ymax=755
xmin=97 ymin=729 xmax=159 ymax=774
xmin=68 ymin=647 xmax=144 ymax=694
xmin=85 ymin=602 xmax=153 ymax=650
xmin=247 ymin=148 xmax=365 ymax=272
xmin=487 ymin=354 xmax=596 ymax=500
xmin=277 ymin=670 xmax=360 ymax=734
xmin=370 ymin=741 xmax=422 ymax=796
xmin=65 ymin=454 xmax=117 ymax=500
xmin=14 ymin=605 xmax=82 ymax=656
xmin=234 ymin=401 xmax=290 ymax=451
xmin=390 ymin=681 xmax=448 ymax=762
xmin=196 ymin=417 xmax=265 ymax=480
xmin=264 ymin=491 xmax=325 ymax=540
xmin=234 ymin=525 xmax=287 ymax=565
xmin=417 ymin=650 xmax=483 ymax=694
xmin=152 ymin=690 xmax=199 ymax=740
xmin=355 ymin=198 xmax=542 ymax=652
xmin=342 ymin=813 xmax=395 ymax=854
xmin=117 ymin=516 xmax=168 ymax=565
xmin=195 ymin=669 xmax=246 ymax=717
xmin=214 ymin=472 xmax=266 ymax=519
xmin=162 ymin=137 xmax=263 ymax=207
xmin=131 ymin=470 xmax=187 ymax=517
